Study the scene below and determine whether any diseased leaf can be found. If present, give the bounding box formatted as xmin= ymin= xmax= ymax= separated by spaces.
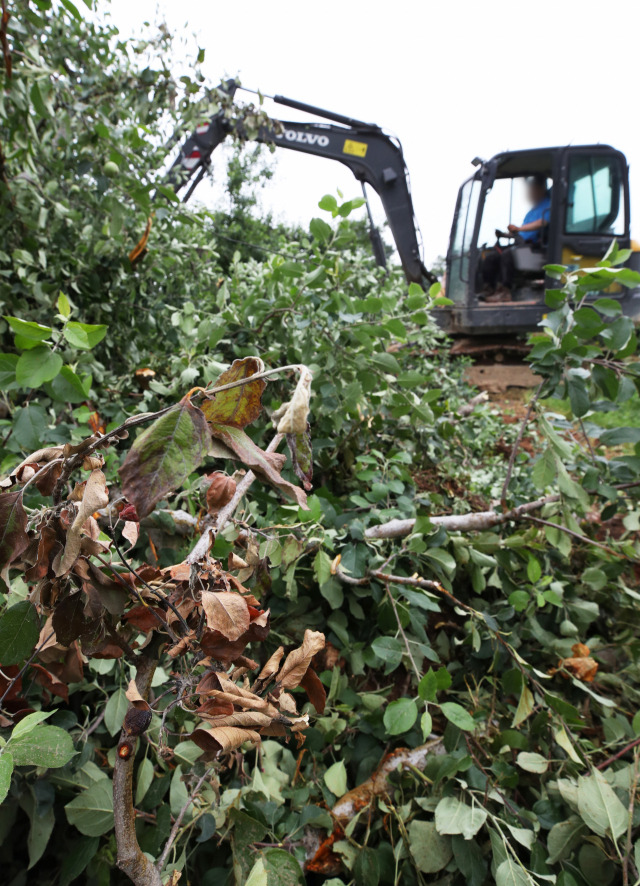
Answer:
xmin=119 ymin=397 xmax=211 ymax=519
xmin=285 ymin=430 xmax=313 ymax=491
xmin=0 ymin=600 xmax=40 ymax=666
xmin=9 ymin=725 xmax=75 ymax=768
xmin=201 ymin=591 xmax=251 ymax=641
xmin=208 ymin=423 xmax=308 ymax=509
xmin=0 ymin=490 xmax=30 ymax=573
xmin=0 ymin=752 xmax=13 ymax=804
xmin=201 ymin=357 xmax=266 ymax=428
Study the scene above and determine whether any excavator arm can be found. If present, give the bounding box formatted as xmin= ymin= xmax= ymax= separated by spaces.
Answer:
xmin=166 ymin=81 xmax=433 ymax=286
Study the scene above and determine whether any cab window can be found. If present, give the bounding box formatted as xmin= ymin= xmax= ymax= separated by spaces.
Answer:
xmin=565 ymin=155 xmax=625 ymax=235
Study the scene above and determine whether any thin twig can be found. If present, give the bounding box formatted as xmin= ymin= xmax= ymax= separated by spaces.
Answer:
xmin=156 ymin=768 xmax=214 ymax=872
xmin=527 ymin=515 xmax=633 ymax=560
xmin=384 ymin=582 xmax=421 ymax=683
xmin=0 ymin=630 xmax=55 ymax=713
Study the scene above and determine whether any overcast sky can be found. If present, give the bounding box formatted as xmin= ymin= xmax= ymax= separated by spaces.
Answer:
xmin=104 ymin=0 xmax=640 ymax=266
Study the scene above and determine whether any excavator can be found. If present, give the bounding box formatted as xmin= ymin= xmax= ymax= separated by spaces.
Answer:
xmin=166 ymin=80 xmax=640 ymax=337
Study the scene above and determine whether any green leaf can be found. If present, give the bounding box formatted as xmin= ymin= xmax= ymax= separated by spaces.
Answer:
xmin=104 ymin=688 xmax=128 ymax=736
xmin=0 ymin=492 xmax=30 ymax=575
xmin=409 ymin=819 xmax=452 ymax=873
xmin=435 ymin=796 xmax=487 ymax=839
xmin=11 ymin=405 xmax=48 ymax=450
xmin=49 ymin=365 xmax=90 ymax=403
xmin=59 ymin=836 xmax=100 ymax=886
xmin=324 ymin=760 xmax=347 ymax=796
xmin=0 ymin=599 xmax=40 ymax=665
xmin=440 ymin=702 xmax=475 ymax=732
xmin=313 ymin=551 xmax=332 ymax=587
xmin=318 ymin=194 xmax=338 ymax=213
xmin=576 ymin=770 xmax=627 ymax=839
xmin=245 ymin=858 xmax=269 ymax=886
xmin=119 ymin=397 xmax=211 ymax=519
xmin=10 ymin=725 xmax=75 ymax=768
xmin=16 ymin=346 xmax=63 ymax=388
xmin=546 ymin=817 xmax=586 ymax=864
xmin=420 ymin=709 xmax=433 ymax=740
xmin=135 ymin=757 xmax=154 ymax=806
xmin=62 ymin=321 xmax=107 ymax=350
xmin=516 ymin=752 xmax=548 ymax=773
xmin=370 ymin=636 xmax=403 ymax=669
xmin=0 ymin=353 xmax=18 ymax=387
xmin=28 ymin=804 xmax=55 ymax=868
xmin=425 ymin=548 xmax=456 ymax=572
xmin=495 ymin=858 xmax=535 ymax=886
xmin=0 ymin=752 xmax=13 ymax=804
xmin=57 ymin=292 xmax=71 ymax=319
xmin=512 ymin=685 xmax=534 ymax=728
xmin=65 ymin=778 xmax=114 ymax=836
xmin=10 ymin=710 xmax=54 ymax=741
xmin=419 ymin=669 xmax=438 ymax=702
xmin=3 ymin=316 xmax=52 ymax=342
xmin=532 ymin=449 xmax=556 ymax=490
xmin=383 ymin=698 xmax=418 ymax=735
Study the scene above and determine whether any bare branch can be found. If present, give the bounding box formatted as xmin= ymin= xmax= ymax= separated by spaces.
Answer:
xmin=113 ymin=652 xmax=162 ymax=886
xmin=364 ymin=493 xmax=561 ymax=540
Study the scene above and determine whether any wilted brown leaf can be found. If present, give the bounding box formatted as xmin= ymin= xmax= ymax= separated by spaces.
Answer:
xmin=300 ymin=666 xmax=327 ymax=714
xmin=205 ymin=472 xmax=236 ymax=515
xmin=56 ymin=469 xmax=109 ymax=576
xmin=255 ymin=646 xmax=285 ymax=686
xmin=0 ymin=489 xmax=29 ymax=574
xmin=190 ymin=724 xmax=262 ymax=758
xmin=276 ymin=629 xmax=325 ymax=691
xmin=125 ymin=678 xmax=151 ymax=711
xmin=201 ymin=591 xmax=251 ymax=641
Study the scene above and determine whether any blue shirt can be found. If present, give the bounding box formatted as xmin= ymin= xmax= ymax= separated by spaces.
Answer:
xmin=520 ymin=195 xmax=551 ymax=243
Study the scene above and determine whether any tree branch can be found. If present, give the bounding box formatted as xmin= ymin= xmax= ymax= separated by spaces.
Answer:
xmin=364 ymin=493 xmax=561 ymax=540
xmin=113 ymin=650 xmax=162 ymax=886
xmin=156 ymin=767 xmax=214 ymax=873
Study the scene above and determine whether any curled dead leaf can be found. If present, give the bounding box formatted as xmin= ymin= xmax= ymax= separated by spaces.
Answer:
xmin=276 ymin=629 xmax=325 ymax=691
xmin=201 ymin=591 xmax=251 ymax=641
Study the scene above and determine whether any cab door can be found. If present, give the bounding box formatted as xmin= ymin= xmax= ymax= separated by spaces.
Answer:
xmin=445 ymin=175 xmax=482 ymax=303
xmin=557 ymin=147 xmax=630 ymax=269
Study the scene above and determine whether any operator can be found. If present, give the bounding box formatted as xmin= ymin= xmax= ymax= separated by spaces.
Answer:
xmin=480 ymin=174 xmax=551 ymax=302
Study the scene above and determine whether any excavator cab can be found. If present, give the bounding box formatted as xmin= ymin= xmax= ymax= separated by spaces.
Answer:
xmin=439 ymin=145 xmax=640 ymax=335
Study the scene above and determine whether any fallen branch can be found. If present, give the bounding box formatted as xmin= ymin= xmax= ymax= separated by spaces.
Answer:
xmin=187 ymin=433 xmax=283 ymax=565
xmin=364 ymin=493 xmax=561 ymax=540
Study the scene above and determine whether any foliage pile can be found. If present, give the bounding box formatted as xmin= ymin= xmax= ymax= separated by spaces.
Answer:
xmin=1 ymin=4 xmax=640 ymax=886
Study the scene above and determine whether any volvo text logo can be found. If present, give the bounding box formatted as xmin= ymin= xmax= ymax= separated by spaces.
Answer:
xmin=276 ymin=129 xmax=330 ymax=148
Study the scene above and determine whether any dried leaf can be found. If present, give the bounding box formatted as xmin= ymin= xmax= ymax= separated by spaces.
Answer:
xmin=119 ymin=397 xmax=211 ymax=519
xmin=256 ymin=646 xmax=285 ymax=685
xmin=201 ymin=591 xmax=251 ymax=641
xmin=300 ymin=666 xmax=327 ymax=714
xmin=197 ymin=711 xmax=273 ymax=728
xmin=122 ymin=521 xmax=139 ymax=550
xmin=0 ymin=490 xmax=29 ymax=573
xmin=207 ymin=422 xmax=308 ymax=509
xmin=276 ymin=630 xmax=325 ymax=690
xmin=125 ymin=679 xmax=151 ymax=712
xmin=191 ymin=725 xmax=261 ymax=758
xmin=205 ymin=472 xmax=236 ymax=515
xmin=275 ymin=367 xmax=312 ymax=434
xmin=201 ymin=357 xmax=266 ymax=429
xmin=56 ymin=470 xmax=109 ymax=575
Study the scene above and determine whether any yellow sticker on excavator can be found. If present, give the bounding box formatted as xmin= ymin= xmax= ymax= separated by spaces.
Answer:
xmin=343 ymin=139 xmax=368 ymax=158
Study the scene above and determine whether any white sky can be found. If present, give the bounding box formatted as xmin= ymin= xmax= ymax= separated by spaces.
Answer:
xmin=103 ymin=0 xmax=640 ymax=266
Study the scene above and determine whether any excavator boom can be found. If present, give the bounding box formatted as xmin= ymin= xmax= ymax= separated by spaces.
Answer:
xmin=166 ymin=81 xmax=432 ymax=285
